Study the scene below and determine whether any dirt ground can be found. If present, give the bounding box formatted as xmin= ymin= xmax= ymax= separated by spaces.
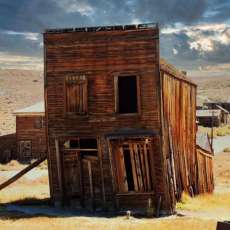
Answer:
xmin=0 ymin=152 xmax=229 ymax=230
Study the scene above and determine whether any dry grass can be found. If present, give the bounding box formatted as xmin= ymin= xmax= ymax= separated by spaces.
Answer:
xmin=177 ymin=192 xmax=230 ymax=213
xmin=0 ymin=160 xmax=26 ymax=171
xmin=0 ymin=152 xmax=230 ymax=230
xmin=0 ymin=216 xmax=217 ymax=230
xmin=198 ymin=125 xmax=230 ymax=137
xmin=223 ymin=147 xmax=230 ymax=152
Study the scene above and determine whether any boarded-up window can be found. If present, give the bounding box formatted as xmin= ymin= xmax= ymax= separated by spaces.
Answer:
xmin=18 ymin=140 xmax=32 ymax=158
xmin=65 ymin=75 xmax=87 ymax=114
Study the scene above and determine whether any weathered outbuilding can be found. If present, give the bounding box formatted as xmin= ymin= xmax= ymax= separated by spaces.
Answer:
xmin=196 ymin=109 xmax=222 ymax=127
xmin=14 ymin=102 xmax=46 ymax=161
xmin=44 ymin=23 xmax=213 ymax=215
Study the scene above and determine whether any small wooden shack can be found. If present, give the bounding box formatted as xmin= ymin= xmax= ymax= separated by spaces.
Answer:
xmin=44 ymin=23 xmax=213 ymax=215
xmin=196 ymin=109 xmax=222 ymax=127
xmin=14 ymin=102 xmax=46 ymax=161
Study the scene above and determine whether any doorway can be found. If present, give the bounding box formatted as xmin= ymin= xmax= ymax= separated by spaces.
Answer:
xmin=111 ymin=139 xmax=153 ymax=193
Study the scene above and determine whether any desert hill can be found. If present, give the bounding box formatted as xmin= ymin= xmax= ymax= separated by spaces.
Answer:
xmin=0 ymin=69 xmax=43 ymax=135
xmin=0 ymin=69 xmax=229 ymax=135
xmin=190 ymin=75 xmax=230 ymax=102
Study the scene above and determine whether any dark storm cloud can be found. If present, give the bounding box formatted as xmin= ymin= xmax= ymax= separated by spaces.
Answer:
xmin=0 ymin=0 xmax=209 ymax=33
xmin=0 ymin=0 xmax=92 ymax=32
xmin=0 ymin=0 xmax=229 ymax=74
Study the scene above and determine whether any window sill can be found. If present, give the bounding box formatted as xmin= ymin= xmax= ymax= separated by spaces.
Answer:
xmin=116 ymin=192 xmax=154 ymax=196
xmin=114 ymin=113 xmax=141 ymax=117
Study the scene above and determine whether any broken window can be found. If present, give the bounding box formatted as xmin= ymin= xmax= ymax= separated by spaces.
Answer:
xmin=63 ymin=137 xmax=98 ymax=157
xmin=18 ymin=140 xmax=32 ymax=158
xmin=115 ymin=75 xmax=139 ymax=114
xmin=112 ymin=139 xmax=152 ymax=193
xmin=65 ymin=75 xmax=87 ymax=114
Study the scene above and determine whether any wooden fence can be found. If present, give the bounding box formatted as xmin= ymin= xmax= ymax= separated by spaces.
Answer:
xmin=196 ymin=146 xmax=214 ymax=194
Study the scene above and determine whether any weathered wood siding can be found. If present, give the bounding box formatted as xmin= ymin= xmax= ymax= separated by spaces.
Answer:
xmin=161 ymin=71 xmax=197 ymax=199
xmin=196 ymin=146 xmax=214 ymax=193
xmin=44 ymin=27 xmax=166 ymax=210
xmin=16 ymin=116 xmax=46 ymax=160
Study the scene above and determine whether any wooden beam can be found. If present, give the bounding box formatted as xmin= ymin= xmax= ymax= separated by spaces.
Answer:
xmin=0 ymin=156 xmax=46 ymax=191
xmin=55 ymin=139 xmax=64 ymax=203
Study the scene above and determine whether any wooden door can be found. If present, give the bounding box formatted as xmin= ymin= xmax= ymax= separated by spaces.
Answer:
xmin=62 ymin=150 xmax=82 ymax=198
xmin=112 ymin=139 xmax=153 ymax=193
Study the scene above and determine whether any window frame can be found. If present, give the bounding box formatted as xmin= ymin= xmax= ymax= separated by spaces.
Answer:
xmin=114 ymin=73 xmax=141 ymax=115
xmin=18 ymin=140 xmax=32 ymax=158
xmin=62 ymin=136 xmax=99 ymax=159
xmin=64 ymin=74 xmax=88 ymax=116
xmin=34 ymin=116 xmax=45 ymax=129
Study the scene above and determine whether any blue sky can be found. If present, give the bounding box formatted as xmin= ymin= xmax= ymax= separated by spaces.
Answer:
xmin=0 ymin=0 xmax=229 ymax=76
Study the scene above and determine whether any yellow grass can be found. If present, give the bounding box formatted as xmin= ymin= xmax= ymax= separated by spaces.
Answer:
xmin=223 ymin=147 xmax=230 ymax=152
xmin=177 ymin=192 xmax=230 ymax=213
xmin=1 ymin=152 xmax=230 ymax=230
xmin=0 ymin=216 xmax=217 ymax=230
xmin=198 ymin=125 xmax=230 ymax=137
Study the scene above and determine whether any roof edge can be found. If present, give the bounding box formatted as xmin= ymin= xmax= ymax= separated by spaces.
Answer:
xmin=160 ymin=58 xmax=196 ymax=86
xmin=44 ymin=23 xmax=158 ymax=34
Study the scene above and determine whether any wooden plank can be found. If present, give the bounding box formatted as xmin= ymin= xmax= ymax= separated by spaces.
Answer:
xmin=133 ymin=143 xmax=144 ymax=191
xmin=0 ymin=156 xmax=46 ymax=191
xmin=88 ymin=160 xmax=95 ymax=210
xmin=129 ymin=143 xmax=139 ymax=191
xmin=139 ymin=144 xmax=147 ymax=191
xmin=143 ymin=143 xmax=151 ymax=191
xmin=55 ymin=139 xmax=64 ymax=202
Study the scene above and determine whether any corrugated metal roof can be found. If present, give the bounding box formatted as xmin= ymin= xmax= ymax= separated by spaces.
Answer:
xmin=196 ymin=109 xmax=221 ymax=117
xmin=14 ymin=101 xmax=44 ymax=115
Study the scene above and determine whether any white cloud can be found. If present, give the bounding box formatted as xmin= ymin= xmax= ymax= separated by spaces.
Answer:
xmin=172 ymin=48 xmax=178 ymax=55
xmin=57 ymin=0 xmax=94 ymax=16
xmin=1 ymin=30 xmax=40 ymax=41
xmin=162 ymin=23 xmax=230 ymax=53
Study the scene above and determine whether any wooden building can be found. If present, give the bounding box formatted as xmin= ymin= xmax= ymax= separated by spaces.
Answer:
xmin=44 ymin=23 xmax=213 ymax=215
xmin=14 ymin=102 xmax=46 ymax=161
xmin=196 ymin=109 xmax=222 ymax=127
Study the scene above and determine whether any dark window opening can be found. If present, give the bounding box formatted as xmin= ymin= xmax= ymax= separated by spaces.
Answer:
xmin=69 ymin=140 xmax=79 ymax=148
xmin=79 ymin=138 xmax=97 ymax=149
xmin=123 ymin=149 xmax=135 ymax=191
xmin=80 ymin=151 xmax=97 ymax=157
xmin=118 ymin=75 xmax=138 ymax=113
xmin=63 ymin=138 xmax=98 ymax=157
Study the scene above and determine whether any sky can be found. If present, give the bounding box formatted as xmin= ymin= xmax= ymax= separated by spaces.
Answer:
xmin=0 ymin=0 xmax=229 ymax=77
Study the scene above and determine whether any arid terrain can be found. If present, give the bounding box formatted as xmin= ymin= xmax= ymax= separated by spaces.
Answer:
xmin=0 ymin=69 xmax=43 ymax=135
xmin=191 ymin=75 xmax=230 ymax=102
xmin=0 ymin=151 xmax=229 ymax=230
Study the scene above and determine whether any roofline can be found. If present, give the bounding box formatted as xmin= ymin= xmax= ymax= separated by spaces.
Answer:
xmin=44 ymin=22 xmax=158 ymax=34
xmin=14 ymin=112 xmax=45 ymax=116
xmin=160 ymin=59 xmax=196 ymax=86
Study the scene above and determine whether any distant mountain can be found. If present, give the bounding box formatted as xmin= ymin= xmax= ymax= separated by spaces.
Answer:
xmin=190 ymin=75 xmax=230 ymax=102
xmin=0 ymin=69 xmax=43 ymax=135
